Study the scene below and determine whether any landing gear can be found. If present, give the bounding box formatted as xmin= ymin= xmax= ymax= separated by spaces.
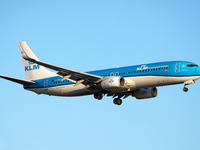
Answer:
xmin=183 ymin=84 xmax=188 ymax=92
xmin=94 ymin=93 xmax=103 ymax=100
xmin=183 ymin=86 xmax=188 ymax=92
xmin=113 ymin=98 xmax=122 ymax=105
xmin=183 ymin=80 xmax=196 ymax=92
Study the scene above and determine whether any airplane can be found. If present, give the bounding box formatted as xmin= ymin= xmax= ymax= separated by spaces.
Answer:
xmin=0 ymin=42 xmax=200 ymax=105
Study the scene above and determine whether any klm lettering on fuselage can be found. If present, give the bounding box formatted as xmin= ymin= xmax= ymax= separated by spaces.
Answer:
xmin=137 ymin=65 xmax=148 ymax=70
xmin=25 ymin=62 xmax=40 ymax=71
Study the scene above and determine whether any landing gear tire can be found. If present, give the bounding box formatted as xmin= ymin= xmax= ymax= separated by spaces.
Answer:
xmin=183 ymin=87 xmax=188 ymax=92
xmin=113 ymin=98 xmax=122 ymax=105
xmin=94 ymin=93 xmax=103 ymax=100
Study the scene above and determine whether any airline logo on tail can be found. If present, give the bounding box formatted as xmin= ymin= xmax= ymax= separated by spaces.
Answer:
xmin=25 ymin=61 xmax=40 ymax=71
xmin=28 ymin=61 xmax=35 ymax=65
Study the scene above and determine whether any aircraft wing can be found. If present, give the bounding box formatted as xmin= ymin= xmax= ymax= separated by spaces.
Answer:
xmin=21 ymin=52 xmax=103 ymax=88
xmin=0 ymin=75 xmax=35 ymax=85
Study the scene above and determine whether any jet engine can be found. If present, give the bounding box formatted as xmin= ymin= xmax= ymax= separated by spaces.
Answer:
xmin=133 ymin=87 xmax=158 ymax=99
xmin=101 ymin=77 xmax=125 ymax=91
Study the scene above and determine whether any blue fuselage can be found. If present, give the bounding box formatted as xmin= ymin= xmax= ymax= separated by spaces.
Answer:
xmin=24 ymin=61 xmax=200 ymax=90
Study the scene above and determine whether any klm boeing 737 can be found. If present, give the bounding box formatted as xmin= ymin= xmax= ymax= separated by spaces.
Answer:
xmin=0 ymin=42 xmax=200 ymax=105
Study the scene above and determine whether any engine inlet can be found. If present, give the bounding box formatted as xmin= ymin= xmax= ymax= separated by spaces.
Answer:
xmin=120 ymin=78 xmax=125 ymax=87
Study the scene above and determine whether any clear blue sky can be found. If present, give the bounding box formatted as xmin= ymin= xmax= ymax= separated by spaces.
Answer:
xmin=0 ymin=0 xmax=200 ymax=150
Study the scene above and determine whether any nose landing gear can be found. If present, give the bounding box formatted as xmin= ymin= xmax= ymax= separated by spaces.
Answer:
xmin=183 ymin=86 xmax=188 ymax=92
xmin=183 ymin=80 xmax=196 ymax=92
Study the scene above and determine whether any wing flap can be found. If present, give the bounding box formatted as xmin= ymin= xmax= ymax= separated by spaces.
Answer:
xmin=0 ymin=75 xmax=35 ymax=85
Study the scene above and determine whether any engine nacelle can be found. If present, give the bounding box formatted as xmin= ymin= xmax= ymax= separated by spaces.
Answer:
xmin=101 ymin=77 xmax=125 ymax=91
xmin=133 ymin=87 xmax=158 ymax=99
xmin=124 ymin=78 xmax=136 ymax=89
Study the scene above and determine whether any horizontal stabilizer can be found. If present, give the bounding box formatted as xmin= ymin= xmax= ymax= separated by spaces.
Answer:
xmin=0 ymin=75 xmax=35 ymax=85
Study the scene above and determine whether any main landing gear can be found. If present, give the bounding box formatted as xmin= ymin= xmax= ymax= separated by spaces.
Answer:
xmin=113 ymin=98 xmax=122 ymax=105
xmin=94 ymin=93 xmax=103 ymax=100
xmin=94 ymin=93 xmax=123 ymax=105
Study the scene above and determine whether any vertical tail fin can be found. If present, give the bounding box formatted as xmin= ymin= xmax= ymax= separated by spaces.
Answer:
xmin=18 ymin=42 xmax=56 ymax=80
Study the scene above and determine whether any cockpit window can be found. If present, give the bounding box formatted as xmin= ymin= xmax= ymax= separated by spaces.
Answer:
xmin=187 ymin=64 xmax=198 ymax=67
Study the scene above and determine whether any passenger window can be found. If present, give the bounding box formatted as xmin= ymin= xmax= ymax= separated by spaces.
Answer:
xmin=134 ymin=71 xmax=136 ymax=73
xmin=142 ymin=70 xmax=144 ymax=72
xmin=131 ymin=71 xmax=133 ymax=74
xmin=139 ymin=70 xmax=141 ymax=73
xmin=128 ymin=72 xmax=130 ymax=74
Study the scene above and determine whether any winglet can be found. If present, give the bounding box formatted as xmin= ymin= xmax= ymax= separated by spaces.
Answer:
xmin=18 ymin=43 xmax=35 ymax=62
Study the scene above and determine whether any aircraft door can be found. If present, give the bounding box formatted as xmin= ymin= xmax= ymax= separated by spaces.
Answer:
xmin=195 ymin=66 xmax=198 ymax=74
xmin=175 ymin=63 xmax=181 ymax=73
xmin=44 ymin=80 xmax=48 ymax=93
